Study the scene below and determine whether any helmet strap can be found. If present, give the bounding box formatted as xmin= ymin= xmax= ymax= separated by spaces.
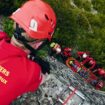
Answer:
xmin=14 ymin=23 xmax=30 ymax=42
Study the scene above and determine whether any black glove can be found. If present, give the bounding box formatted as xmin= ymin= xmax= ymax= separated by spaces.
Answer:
xmin=28 ymin=54 xmax=50 ymax=74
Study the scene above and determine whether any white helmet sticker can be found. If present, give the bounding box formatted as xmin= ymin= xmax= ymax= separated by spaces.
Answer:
xmin=83 ymin=53 xmax=87 ymax=58
xmin=29 ymin=19 xmax=38 ymax=32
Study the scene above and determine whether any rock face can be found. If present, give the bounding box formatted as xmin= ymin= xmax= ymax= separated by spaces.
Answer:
xmin=12 ymin=56 xmax=105 ymax=105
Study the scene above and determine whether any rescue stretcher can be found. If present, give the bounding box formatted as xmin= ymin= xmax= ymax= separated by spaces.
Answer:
xmin=66 ymin=57 xmax=98 ymax=87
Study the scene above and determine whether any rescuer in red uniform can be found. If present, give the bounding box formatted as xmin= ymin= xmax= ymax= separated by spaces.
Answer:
xmin=49 ymin=42 xmax=62 ymax=57
xmin=0 ymin=0 xmax=56 ymax=105
xmin=77 ymin=51 xmax=96 ymax=70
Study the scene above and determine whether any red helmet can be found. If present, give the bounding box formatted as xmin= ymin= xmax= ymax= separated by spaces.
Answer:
xmin=98 ymin=68 xmax=105 ymax=76
xmin=10 ymin=0 xmax=56 ymax=41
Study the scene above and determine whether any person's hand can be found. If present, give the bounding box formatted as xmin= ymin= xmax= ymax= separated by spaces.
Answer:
xmin=40 ymin=73 xmax=49 ymax=85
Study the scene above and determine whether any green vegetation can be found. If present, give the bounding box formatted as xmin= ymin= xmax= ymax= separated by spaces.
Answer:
xmin=45 ymin=0 xmax=105 ymax=68
xmin=1 ymin=0 xmax=105 ymax=68
xmin=92 ymin=0 xmax=105 ymax=14
xmin=74 ymin=0 xmax=92 ymax=11
xmin=2 ymin=17 xmax=14 ymax=37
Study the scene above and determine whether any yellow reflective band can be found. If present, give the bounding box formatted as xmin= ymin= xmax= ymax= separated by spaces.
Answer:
xmin=50 ymin=42 xmax=56 ymax=48
xmin=0 ymin=76 xmax=7 ymax=84
xmin=0 ymin=65 xmax=10 ymax=76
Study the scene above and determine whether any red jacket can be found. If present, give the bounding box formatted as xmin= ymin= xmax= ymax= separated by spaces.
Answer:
xmin=0 ymin=31 xmax=42 ymax=105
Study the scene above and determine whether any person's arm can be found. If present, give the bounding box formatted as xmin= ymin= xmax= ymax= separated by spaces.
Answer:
xmin=25 ymin=54 xmax=51 ymax=92
xmin=40 ymin=73 xmax=49 ymax=85
xmin=24 ymin=62 xmax=43 ymax=92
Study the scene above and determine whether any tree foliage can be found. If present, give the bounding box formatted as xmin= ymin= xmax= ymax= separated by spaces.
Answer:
xmin=92 ymin=0 xmax=105 ymax=14
xmin=73 ymin=0 xmax=92 ymax=11
xmin=45 ymin=0 xmax=105 ymax=68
